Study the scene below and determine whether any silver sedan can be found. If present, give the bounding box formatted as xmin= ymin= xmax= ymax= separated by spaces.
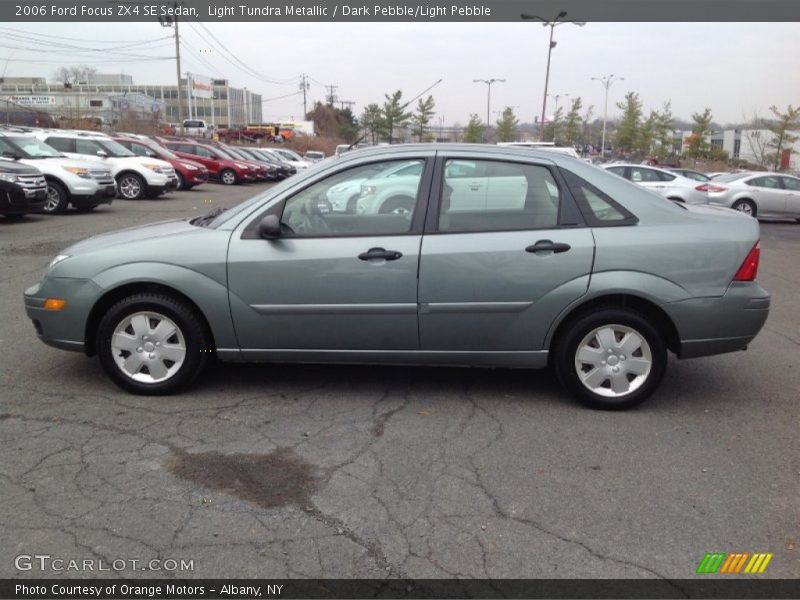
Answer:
xmin=25 ymin=145 xmax=769 ymax=410
xmin=706 ymin=172 xmax=800 ymax=220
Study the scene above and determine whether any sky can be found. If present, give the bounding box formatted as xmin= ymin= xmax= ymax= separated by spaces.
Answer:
xmin=2 ymin=22 xmax=798 ymax=126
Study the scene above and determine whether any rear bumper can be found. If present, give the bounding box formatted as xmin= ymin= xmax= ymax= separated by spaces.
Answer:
xmin=663 ymin=283 xmax=770 ymax=359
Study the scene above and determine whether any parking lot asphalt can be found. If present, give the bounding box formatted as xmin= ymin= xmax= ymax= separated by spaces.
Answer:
xmin=1 ymin=183 xmax=798 ymax=580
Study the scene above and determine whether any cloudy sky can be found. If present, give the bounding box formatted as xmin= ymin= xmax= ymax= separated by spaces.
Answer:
xmin=3 ymin=22 xmax=798 ymax=125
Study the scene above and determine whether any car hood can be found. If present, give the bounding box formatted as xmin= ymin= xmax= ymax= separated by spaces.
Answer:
xmin=0 ymin=158 xmax=42 ymax=175
xmin=20 ymin=156 xmax=111 ymax=170
xmin=62 ymin=219 xmax=201 ymax=256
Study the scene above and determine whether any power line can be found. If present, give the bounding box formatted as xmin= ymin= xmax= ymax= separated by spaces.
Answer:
xmin=0 ymin=26 xmax=172 ymax=45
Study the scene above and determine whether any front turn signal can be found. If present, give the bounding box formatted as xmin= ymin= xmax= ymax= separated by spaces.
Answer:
xmin=43 ymin=298 xmax=67 ymax=311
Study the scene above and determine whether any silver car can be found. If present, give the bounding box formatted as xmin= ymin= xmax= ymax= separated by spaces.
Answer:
xmin=706 ymin=172 xmax=800 ymax=220
xmin=24 ymin=145 xmax=769 ymax=410
xmin=604 ymin=163 xmax=709 ymax=204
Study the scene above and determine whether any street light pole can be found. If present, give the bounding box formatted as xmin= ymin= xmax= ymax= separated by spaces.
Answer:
xmin=473 ymin=78 xmax=505 ymax=142
xmin=591 ymin=74 xmax=624 ymax=156
xmin=521 ymin=11 xmax=585 ymax=142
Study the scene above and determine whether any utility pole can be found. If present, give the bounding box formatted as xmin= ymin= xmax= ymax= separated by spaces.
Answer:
xmin=160 ymin=7 xmax=184 ymax=134
xmin=339 ymin=100 xmax=355 ymax=111
xmin=299 ymin=74 xmax=309 ymax=118
xmin=325 ymin=84 xmax=338 ymax=106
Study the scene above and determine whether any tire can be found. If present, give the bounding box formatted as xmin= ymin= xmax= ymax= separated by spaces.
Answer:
xmin=553 ymin=308 xmax=667 ymax=410
xmin=379 ymin=196 xmax=415 ymax=216
xmin=220 ymin=169 xmax=238 ymax=185
xmin=175 ymin=172 xmax=186 ymax=190
xmin=117 ymin=173 xmax=146 ymax=200
xmin=43 ymin=180 xmax=69 ymax=214
xmin=96 ymin=293 xmax=212 ymax=395
xmin=345 ymin=194 xmax=360 ymax=214
xmin=732 ymin=199 xmax=756 ymax=217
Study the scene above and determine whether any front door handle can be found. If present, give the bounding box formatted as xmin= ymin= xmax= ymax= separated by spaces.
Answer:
xmin=358 ymin=247 xmax=403 ymax=261
xmin=525 ymin=239 xmax=571 ymax=254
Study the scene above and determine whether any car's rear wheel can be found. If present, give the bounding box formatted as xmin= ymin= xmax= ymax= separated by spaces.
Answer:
xmin=118 ymin=173 xmax=146 ymax=200
xmin=220 ymin=169 xmax=237 ymax=185
xmin=43 ymin=180 xmax=69 ymax=214
xmin=379 ymin=196 xmax=415 ymax=216
xmin=732 ymin=199 xmax=756 ymax=217
xmin=554 ymin=308 xmax=667 ymax=410
xmin=96 ymin=293 xmax=212 ymax=395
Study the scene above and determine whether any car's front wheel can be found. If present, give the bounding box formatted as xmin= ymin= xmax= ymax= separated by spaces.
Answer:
xmin=43 ymin=180 xmax=69 ymax=213
xmin=117 ymin=173 xmax=146 ymax=200
xmin=96 ymin=293 xmax=212 ymax=395
xmin=553 ymin=308 xmax=667 ymax=410
xmin=220 ymin=169 xmax=237 ymax=185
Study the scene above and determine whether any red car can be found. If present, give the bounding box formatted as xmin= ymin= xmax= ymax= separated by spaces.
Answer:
xmin=112 ymin=135 xmax=209 ymax=190
xmin=155 ymin=137 xmax=256 ymax=185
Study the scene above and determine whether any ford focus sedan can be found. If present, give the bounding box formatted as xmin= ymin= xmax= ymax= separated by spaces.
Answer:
xmin=24 ymin=145 xmax=770 ymax=410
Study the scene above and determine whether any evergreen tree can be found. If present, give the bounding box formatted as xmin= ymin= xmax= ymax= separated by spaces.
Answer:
xmin=685 ymin=108 xmax=713 ymax=158
xmin=494 ymin=106 xmax=520 ymax=142
xmin=614 ymin=92 xmax=643 ymax=154
xmin=410 ymin=95 xmax=436 ymax=142
xmin=765 ymin=104 xmax=800 ymax=170
xmin=463 ymin=114 xmax=485 ymax=143
xmin=382 ymin=90 xmax=412 ymax=144
xmin=561 ymin=97 xmax=584 ymax=146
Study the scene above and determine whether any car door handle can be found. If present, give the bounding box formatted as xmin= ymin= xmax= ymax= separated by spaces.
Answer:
xmin=525 ymin=240 xmax=571 ymax=254
xmin=469 ymin=184 xmax=482 ymax=191
xmin=358 ymin=247 xmax=403 ymax=261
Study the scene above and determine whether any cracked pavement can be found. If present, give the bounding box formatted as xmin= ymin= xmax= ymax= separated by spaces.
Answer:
xmin=1 ymin=184 xmax=798 ymax=580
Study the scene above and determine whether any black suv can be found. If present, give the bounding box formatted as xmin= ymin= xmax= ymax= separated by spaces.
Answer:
xmin=0 ymin=158 xmax=47 ymax=219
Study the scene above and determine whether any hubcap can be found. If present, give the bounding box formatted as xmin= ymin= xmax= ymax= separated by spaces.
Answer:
xmin=736 ymin=202 xmax=753 ymax=215
xmin=120 ymin=176 xmax=141 ymax=199
xmin=111 ymin=311 xmax=186 ymax=384
xmin=222 ymin=172 xmax=235 ymax=184
xmin=45 ymin=186 xmax=60 ymax=211
xmin=574 ymin=324 xmax=652 ymax=398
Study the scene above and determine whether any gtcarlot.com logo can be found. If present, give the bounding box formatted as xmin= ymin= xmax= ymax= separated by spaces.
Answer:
xmin=696 ymin=552 xmax=773 ymax=574
xmin=15 ymin=554 xmax=194 ymax=572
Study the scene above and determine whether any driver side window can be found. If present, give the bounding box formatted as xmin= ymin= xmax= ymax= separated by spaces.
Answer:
xmin=281 ymin=159 xmax=426 ymax=237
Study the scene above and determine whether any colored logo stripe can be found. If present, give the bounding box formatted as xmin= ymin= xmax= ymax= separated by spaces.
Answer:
xmin=697 ymin=552 xmax=773 ymax=574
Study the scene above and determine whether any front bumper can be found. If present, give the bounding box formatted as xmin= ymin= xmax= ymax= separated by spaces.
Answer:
xmin=24 ymin=277 xmax=102 ymax=353
xmin=2 ymin=187 xmax=46 ymax=214
xmin=663 ymin=282 xmax=770 ymax=358
xmin=72 ymin=186 xmax=116 ymax=207
xmin=146 ymin=184 xmax=169 ymax=196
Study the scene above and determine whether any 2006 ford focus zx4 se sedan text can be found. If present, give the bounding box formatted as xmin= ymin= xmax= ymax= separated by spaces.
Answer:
xmin=24 ymin=145 xmax=770 ymax=410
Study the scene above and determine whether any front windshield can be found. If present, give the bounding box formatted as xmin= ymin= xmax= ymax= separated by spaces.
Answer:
xmin=98 ymin=139 xmax=135 ymax=157
xmin=146 ymin=141 xmax=178 ymax=160
xmin=7 ymin=136 xmax=63 ymax=158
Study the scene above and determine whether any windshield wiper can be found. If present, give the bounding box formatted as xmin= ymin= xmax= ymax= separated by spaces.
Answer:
xmin=191 ymin=206 xmax=228 ymax=227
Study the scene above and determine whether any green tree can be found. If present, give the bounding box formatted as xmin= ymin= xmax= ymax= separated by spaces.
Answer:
xmin=614 ymin=92 xmax=643 ymax=154
xmin=462 ymin=114 xmax=485 ymax=143
xmin=494 ymin=106 xmax=519 ymax=142
xmin=410 ymin=95 xmax=436 ymax=142
xmin=765 ymin=104 xmax=800 ymax=170
xmin=653 ymin=101 xmax=675 ymax=160
xmin=685 ymin=108 xmax=713 ymax=158
xmin=637 ymin=111 xmax=658 ymax=157
xmin=381 ymin=90 xmax=412 ymax=144
xmin=360 ymin=103 xmax=386 ymax=145
xmin=561 ymin=97 xmax=583 ymax=146
xmin=543 ymin=107 xmax=564 ymax=143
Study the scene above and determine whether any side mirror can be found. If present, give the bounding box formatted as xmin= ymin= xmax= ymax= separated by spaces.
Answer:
xmin=258 ymin=214 xmax=282 ymax=240
xmin=96 ymin=150 xmax=108 ymax=158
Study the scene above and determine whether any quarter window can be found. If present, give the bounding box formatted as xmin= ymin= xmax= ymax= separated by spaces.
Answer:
xmin=782 ymin=177 xmax=800 ymax=191
xmin=438 ymin=160 xmax=561 ymax=232
xmin=560 ymin=169 xmax=637 ymax=226
xmin=280 ymin=159 xmax=426 ymax=237
xmin=748 ymin=176 xmax=781 ymax=189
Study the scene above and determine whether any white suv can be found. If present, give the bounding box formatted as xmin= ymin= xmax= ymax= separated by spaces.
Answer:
xmin=34 ymin=131 xmax=176 ymax=200
xmin=0 ymin=131 xmax=116 ymax=214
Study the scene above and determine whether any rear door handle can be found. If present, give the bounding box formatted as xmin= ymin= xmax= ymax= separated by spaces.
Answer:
xmin=525 ymin=239 xmax=571 ymax=254
xmin=358 ymin=247 xmax=403 ymax=261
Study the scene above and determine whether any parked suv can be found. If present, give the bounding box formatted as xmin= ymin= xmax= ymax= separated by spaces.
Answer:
xmin=0 ymin=131 xmax=115 ymax=214
xmin=35 ymin=131 xmax=176 ymax=200
xmin=158 ymin=139 xmax=255 ymax=185
xmin=0 ymin=158 xmax=47 ymax=218
xmin=112 ymin=135 xmax=209 ymax=191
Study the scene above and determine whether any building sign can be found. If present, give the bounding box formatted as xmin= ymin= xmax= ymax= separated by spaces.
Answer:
xmin=6 ymin=95 xmax=56 ymax=106
xmin=188 ymin=73 xmax=213 ymax=99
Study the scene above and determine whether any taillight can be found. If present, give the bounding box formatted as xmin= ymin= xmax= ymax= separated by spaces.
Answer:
xmin=696 ymin=184 xmax=727 ymax=193
xmin=733 ymin=241 xmax=760 ymax=282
